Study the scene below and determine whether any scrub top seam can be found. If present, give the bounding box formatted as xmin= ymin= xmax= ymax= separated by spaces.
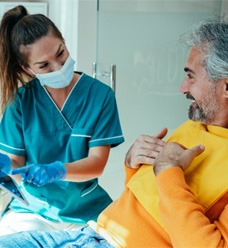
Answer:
xmin=0 ymin=142 xmax=25 ymax=151
xmin=89 ymin=135 xmax=124 ymax=143
xmin=61 ymin=72 xmax=84 ymax=112
xmin=42 ymin=86 xmax=72 ymax=130
xmin=41 ymin=72 xmax=85 ymax=130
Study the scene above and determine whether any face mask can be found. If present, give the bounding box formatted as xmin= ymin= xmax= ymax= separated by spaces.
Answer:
xmin=33 ymin=56 xmax=75 ymax=89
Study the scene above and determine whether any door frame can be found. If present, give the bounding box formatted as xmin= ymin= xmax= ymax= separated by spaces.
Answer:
xmin=76 ymin=1 xmax=97 ymax=76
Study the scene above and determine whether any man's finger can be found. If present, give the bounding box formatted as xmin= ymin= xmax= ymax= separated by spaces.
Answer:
xmin=155 ymin=128 xmax=168 ymax=139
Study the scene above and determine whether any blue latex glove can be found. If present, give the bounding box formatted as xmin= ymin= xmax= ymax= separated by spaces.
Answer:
xmin=0 ymin=153 xmax=11 ymax=174
xmin=11 ymin=161 xmax=66 ymax=187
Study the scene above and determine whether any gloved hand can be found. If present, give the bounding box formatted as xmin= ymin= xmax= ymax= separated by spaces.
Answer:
xmin=0 ymin=153 xmax=11 ymax=174
xmin=11 ymin=161 xmax=66 ymax=187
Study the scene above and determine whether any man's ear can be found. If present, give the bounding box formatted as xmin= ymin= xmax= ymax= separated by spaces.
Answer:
xmin=21 ymin=65 xmax=35 ymax=77
xmin=219 ymin=78 xmax=228 ymax=98
xmin=224 ymin=82 xmax=228 ymax=98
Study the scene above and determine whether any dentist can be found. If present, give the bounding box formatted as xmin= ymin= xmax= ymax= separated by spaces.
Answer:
xmin=0 ymin=5 xmax=124 ymax=235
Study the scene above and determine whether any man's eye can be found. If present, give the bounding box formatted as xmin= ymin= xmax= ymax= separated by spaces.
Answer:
xmin=187 ymin=73 xmax=193 ymax=79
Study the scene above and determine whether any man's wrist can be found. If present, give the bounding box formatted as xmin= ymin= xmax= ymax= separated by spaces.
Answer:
xmin=153 ymin=162 xmax=179 ymax=176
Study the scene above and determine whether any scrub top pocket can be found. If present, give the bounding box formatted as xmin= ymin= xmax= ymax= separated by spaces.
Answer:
xmin=68 ymin=127 xmax=93 ymax=160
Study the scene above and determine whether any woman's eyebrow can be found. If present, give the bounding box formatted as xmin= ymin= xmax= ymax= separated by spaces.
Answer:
xmin=33 ymin=44 xmax=63 ymax=65
xmin=55 ymin=44 xmax=63 ymax=56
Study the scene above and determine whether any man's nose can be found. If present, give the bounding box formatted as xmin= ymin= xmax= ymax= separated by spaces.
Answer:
xmin=180 ymin=78 xmax=189 ymax=94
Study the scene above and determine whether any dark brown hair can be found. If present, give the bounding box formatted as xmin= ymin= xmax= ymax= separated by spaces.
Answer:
xmin=0 ymin=5 xmax=64 ymax=111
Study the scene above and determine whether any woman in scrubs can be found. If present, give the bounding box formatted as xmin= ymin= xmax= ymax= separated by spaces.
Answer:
xmin=0 ymin=5 xmax=124 ymax=235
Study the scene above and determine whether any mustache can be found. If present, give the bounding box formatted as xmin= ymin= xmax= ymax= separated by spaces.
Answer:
xmin=186 ymin=93 xmax=195 ymax=101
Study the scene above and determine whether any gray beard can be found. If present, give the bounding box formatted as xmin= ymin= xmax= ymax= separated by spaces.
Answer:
xmin=188 ymin=105 xmax=208 ymax=123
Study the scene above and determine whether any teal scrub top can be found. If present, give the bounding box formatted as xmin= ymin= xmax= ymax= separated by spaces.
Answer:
xmin=0 ymin=73 xmax=124 ymax=224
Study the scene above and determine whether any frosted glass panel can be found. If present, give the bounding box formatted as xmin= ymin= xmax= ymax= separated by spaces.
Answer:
xmin=97 ymin=1 xmax=221 ymax=138
xmin=97 ymin=0 xmax=221 ymax=199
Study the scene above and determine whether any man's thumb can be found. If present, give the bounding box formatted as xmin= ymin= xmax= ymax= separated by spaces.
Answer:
xmin=190 ymin=144 xmax=205 ymax=157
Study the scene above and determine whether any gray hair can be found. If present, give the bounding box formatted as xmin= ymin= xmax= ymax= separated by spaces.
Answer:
xmin=180 ymin=16 xmax=228 ymax=81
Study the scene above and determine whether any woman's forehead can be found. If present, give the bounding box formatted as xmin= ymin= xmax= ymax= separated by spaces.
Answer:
xmin=23 ymin=35 xmax=65 ymax=65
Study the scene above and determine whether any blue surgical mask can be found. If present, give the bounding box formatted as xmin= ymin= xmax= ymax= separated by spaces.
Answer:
xmin=33 ymin=56 xmax=75 ymax=89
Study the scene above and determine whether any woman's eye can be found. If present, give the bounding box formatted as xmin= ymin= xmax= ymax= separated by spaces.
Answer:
xmin=39 ymin=63 xmax=48 ymax=69
xmin=57 ymin=50 xmax=64 ymax=58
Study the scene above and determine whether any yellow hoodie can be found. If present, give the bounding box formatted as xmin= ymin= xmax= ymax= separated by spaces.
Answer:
xmin=97 ymin=120 xmax=228 ymax=248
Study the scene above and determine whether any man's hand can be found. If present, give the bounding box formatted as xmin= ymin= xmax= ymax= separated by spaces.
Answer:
xmin=125 ymin=128 xmax=168 ymax=169
xmin=153 ymin=142 xmax=205 ymax=176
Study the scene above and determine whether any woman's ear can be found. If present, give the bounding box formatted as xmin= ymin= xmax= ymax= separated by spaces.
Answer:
xmin=21 ymin=65 xmax=35 ymax=77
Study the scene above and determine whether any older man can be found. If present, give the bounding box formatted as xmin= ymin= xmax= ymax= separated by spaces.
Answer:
xmin=0 ymin=17 xmax=227 ymax=248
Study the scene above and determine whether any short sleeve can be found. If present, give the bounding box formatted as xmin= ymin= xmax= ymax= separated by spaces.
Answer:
xmin=89 ymin=88 xmax=124 ymax=148
xmin=0 ymin=99 xmax=26 ymax=156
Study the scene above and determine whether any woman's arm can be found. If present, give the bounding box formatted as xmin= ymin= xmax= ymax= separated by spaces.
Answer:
xmin=65 ymin=145 xmax=111 ymax=182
